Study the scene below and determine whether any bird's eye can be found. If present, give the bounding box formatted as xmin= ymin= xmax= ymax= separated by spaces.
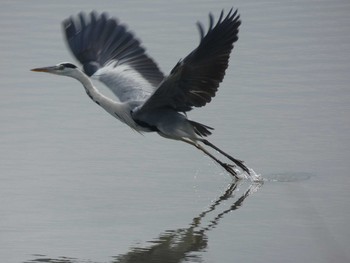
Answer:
xmin=58 ymin=64 xmax=65 ymax=70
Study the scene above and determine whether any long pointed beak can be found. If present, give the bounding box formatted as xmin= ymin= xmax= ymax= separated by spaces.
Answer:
xmin=31 ymin=66 xmax=56 ymax=73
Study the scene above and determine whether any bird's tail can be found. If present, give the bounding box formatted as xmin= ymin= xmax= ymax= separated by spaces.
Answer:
xmin=188 ymin=120 xmax=214 ymax=137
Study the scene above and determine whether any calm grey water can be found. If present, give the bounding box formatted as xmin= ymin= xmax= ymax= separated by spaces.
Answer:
xmin=1 ymin=0 xmax=350 ymax=262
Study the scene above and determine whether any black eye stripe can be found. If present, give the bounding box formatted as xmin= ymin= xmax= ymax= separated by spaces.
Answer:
xmin=60 ymin=63 xmax=77 ymax=69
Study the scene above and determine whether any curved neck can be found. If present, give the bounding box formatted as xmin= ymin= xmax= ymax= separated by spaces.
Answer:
xmin=70 ymin=69 xmax=136 ymax=128
xmin=71 ymin=69 xmax=114 ymax=105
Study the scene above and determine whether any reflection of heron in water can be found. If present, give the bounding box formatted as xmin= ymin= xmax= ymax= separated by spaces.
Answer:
xmin=28 ymin=181 xmax=263 ymax=263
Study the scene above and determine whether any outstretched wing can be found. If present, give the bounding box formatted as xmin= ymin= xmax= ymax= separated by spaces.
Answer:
xmin=63 ymin=11 xmax=165 ymax=102
xmin=136 ymin=8 xmax=240 ymax=113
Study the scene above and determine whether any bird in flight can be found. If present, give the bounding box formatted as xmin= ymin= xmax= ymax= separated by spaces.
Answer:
xmin=32 ymin=8 xmax=254 ymax=179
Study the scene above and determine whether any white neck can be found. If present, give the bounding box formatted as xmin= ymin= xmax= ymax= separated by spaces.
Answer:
xmin=70 ymin=69 xmax=137 ymax=129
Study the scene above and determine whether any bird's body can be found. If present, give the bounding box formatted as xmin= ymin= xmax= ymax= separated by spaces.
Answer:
xmin=32 ymin=8 xmax=255 ymax=179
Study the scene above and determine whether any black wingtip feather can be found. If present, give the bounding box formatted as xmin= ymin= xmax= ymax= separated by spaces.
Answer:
xmin=138 ymin=8 xmax=242 ymax=113
xmin=196 ymin=22 xmax=205 ymax=40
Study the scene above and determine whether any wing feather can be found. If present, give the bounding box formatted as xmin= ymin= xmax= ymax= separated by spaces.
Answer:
xmin=62 ymin=11 xmax=165 ymax=102
xmin=137 ymin=8 xmax=241 ymax=113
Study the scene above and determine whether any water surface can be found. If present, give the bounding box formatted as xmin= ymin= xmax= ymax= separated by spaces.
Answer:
xmin=1 ymin=1 xmax=350 ymax=262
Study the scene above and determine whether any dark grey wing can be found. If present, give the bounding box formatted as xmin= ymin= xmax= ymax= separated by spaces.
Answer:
xmin=137 ymin=9 xmax=240 ymax=112
xmin=62 ymin=11 xmax=165 ymax=101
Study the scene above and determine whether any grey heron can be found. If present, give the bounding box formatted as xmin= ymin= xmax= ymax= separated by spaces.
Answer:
xmin=31 ymin=8 xmax=254 ymax=179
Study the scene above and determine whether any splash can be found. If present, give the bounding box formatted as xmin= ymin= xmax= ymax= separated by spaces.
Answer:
xmin=248 ymin=168 xmax=263 ymax=182
xmin=234 ymin=167 xmax=263 ymax=182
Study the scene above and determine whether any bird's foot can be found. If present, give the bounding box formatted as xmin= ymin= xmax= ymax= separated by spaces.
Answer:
xmin=221 ymin=162 xmax=241 ymax=179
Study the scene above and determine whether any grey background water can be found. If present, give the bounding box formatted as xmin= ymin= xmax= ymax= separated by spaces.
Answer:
xmin=1 ymin=0 xmax=350 ymax=262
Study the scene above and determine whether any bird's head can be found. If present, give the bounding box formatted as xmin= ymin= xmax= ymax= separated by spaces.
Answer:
xmin=31 ymin=62 xmax=80 ymax=77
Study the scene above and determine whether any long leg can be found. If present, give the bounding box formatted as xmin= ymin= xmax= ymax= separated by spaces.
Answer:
xmin=201 ymin=139 xmax=250 ymax=175
xmin=181 ymin=138 xmax=240 ymax=179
